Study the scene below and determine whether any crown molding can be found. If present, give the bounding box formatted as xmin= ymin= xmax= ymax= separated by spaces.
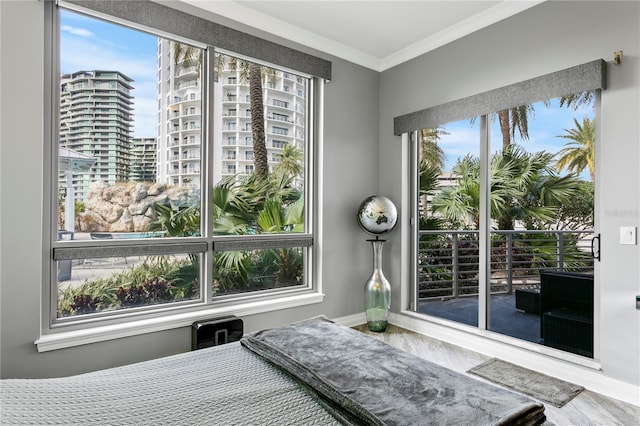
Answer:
xmin=379 ymin=0 xmax=546 ymax=71
xmin=179 ymin=0 xmax=545 ymax=72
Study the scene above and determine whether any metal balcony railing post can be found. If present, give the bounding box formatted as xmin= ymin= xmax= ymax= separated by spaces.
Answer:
xmin=506 ymin=232 xmax=513 ymax=294
xmin=556 ymin=231 xmax=564 ymax=271
xmin=452 ymin=233 xmax=459 ymax=298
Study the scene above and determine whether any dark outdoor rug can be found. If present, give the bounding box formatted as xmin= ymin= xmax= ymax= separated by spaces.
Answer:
xmin=468 ymin=358 xmax=584 ymax=408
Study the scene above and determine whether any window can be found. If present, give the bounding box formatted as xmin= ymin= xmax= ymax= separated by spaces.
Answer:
xmin=272 ymin=113 xmax=289 ymax=122
xmin=273 ymin=99 xmax=288 ymax=108
xmin=44 ymin=1 xmax=327 ymax=348
xmin=396 ymin=60 xmax=605 ymax=359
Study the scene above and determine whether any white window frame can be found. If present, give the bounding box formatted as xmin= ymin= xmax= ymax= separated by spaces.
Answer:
xmin=38 ymin=1 xmax=325 ymax=352
xmin=395 ymin=60 xmax=605 ymax=366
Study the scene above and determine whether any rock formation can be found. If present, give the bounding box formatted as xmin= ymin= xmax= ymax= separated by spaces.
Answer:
xmin=75 ymin=181 xmax=199 ymax=233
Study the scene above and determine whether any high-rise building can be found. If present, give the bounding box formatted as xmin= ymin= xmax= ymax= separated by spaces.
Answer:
xmin=216 ymin=60 xmax=307 ymax=187
xmin=130 ymin=138 xmax=157 ymax=182
xmin=156 ymin=41 xmax=202 ymax=188
xmin=59 ymin=70 xmax=133 ymax=200
xmin=156 ymin=41 xmax=306 ymax=189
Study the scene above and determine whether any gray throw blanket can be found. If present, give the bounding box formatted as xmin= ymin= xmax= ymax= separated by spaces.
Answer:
xmin=241 ymin=316 xmax=546 ymax=426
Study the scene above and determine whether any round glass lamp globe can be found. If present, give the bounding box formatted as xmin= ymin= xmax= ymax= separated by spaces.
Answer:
xmin=357 ymin=195 xmax=398 ymax=236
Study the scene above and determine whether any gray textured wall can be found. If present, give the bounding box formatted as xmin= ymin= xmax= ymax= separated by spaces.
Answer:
xmin=0 ymin=0 xmax=378 ymax=378
xmin=378 ymin=1 xmax=640 ymax=387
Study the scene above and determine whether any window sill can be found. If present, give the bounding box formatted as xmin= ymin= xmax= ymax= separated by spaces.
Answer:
xmin=35 ymin=291 xmax=325 ymax=352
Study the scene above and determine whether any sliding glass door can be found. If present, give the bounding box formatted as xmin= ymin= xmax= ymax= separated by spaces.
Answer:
xmin=416 ymin=118 xmax=481 ymax=328
xmin=407 ymin=84 xmax=599 ymax=358
xmin=487 ymin=94 xmax=596 ymax=356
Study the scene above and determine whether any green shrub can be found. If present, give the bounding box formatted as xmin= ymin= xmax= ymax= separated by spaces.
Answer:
xmin=58 ymin=256 xmax=198 ymax=317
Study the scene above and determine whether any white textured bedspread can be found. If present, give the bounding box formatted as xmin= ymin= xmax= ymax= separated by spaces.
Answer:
xmin=0 ymin=342 xmax=340 ymax=425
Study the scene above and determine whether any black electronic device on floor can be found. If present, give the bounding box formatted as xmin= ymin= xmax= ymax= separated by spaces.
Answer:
xmin=192 ymin=316 xmax=243 ymax=350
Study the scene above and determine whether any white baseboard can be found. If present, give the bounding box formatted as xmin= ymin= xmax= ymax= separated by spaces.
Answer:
xmin=333 ymin=312 xmax=366 ymax=327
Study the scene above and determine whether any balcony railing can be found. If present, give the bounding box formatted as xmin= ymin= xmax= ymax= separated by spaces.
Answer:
xmin=417 ymin=229 xmax=594 ymax=301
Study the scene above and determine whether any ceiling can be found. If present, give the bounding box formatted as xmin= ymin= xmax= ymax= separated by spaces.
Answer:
xmin=182 ymin=0 xmax=544 ymax=71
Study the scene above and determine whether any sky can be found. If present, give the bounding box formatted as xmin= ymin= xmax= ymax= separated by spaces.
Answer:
xmin=437 ymin=98 xmax=594 ymax=181
xmin=60 ymin=9 xmax=159 ymax=138
xmin=60 ymin=8 xmax=594 ymax=180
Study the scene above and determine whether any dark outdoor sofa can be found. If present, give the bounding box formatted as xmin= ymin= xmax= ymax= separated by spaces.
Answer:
xmin=539 ymin=270 xmax=594 ymax=358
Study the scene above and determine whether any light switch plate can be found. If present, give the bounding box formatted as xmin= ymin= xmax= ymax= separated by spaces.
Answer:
xmin=620 ymin=226 xmax=637 ymax=245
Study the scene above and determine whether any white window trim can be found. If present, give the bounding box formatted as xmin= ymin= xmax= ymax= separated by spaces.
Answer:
xmin=36 ymin=292 xmax=324 ymax=352
xmin=41 ymin=2 xmax=325 ymax=347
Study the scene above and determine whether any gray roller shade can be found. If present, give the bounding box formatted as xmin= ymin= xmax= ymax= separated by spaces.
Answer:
xmin=54 ymin=242 xmax=208 ymax=260
xmin=394 ymin=59 xmax=606 ymax=135
xmin=61 ymin=0 xmax=332 ymax=81
xmin=214 ymin=235 xmax=313 ymax=251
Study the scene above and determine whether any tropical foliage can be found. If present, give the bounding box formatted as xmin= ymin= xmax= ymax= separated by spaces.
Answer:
xmin=552 ymin=181 xmax=594 ymax=230
xmin=495 ymin=104 xmax=536 ymax=149
xmin=58 ymin=256 xmax=198 ymax=317
xmin=430 ymin=145 xmax=581 ymax=230
xmin=149 ymin=202 xmax=200 ymax=237
xmin=211 ymin=170 xmax=305 ymax=293
xmin=417 ymin=97 xmax=596 ymax=297
xmin=556 ymin=117 xmax=595 ymax=182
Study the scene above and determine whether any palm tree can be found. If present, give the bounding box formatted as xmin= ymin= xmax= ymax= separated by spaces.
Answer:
xmin=495 ymin=105 xmax=536 ymax=149
xmin=249 ymin=62 xmax=269 ymax=181
xmin=432 ymin=145 xmax=581 ymax=230
xmin=420 ymin=127 xmax=447 ymax=170
xmin=490 ymin=91 xmax=594 ymax=150
xmin=559 ymin=91 xmax=595 ymax=110
xmin=172 ymin=42 xmax=201 ymax=79
xmin=177 ymin=50 xmax=271 ymax=181
xmin=417 ymin=126 xmax=447 ymax=227
xmin=273 ymin=144 xmax=303 ymax=180
xmin=211 ymin=173 xmax=303 ymax=291
xmin=431 ymin=155 xmax=480 ymax=228
xmin=555 ymin=117 xmax=595 ymax=182
xmin=219 ymin=55 xmax=275 ymax=181
xmin=212 ymin=172 xmax=300 ymax=236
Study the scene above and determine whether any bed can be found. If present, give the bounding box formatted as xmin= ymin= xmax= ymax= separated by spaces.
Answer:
xmin=0 ymin=317 xmax=546 ymax=425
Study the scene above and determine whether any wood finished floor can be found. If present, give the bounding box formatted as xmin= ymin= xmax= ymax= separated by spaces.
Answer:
xmin=354 ymin=324 xmax=640 ymax=426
